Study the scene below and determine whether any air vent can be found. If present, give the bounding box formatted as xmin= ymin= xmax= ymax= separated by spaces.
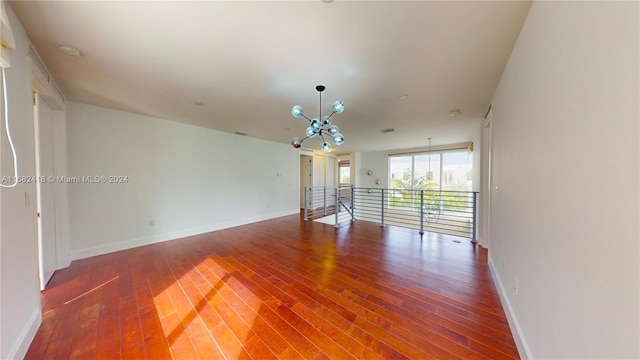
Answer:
xmin=381 ymin=128 xmax=395 ymax=133
xmin=234 ymin=132 xmax=248 ymax=136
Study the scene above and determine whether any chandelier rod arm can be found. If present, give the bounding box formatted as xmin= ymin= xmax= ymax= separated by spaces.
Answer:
xmin=319 ymin=89 xmax=322 ymax=120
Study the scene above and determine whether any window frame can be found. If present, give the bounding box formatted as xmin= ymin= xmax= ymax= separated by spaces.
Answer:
xmin=388 ymin=149 xmax=472 ymax=192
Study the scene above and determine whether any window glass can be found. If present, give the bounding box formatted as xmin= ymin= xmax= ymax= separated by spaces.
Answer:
xmin=389 ymin=156 xmax=412 ymax=189
xmin=339 ymin=164 xmax=350 ymax=185
xmin=389 ymin=150 xmax=471 ymax=191
xmin=442 ymin=151 xmax=472 ymax=191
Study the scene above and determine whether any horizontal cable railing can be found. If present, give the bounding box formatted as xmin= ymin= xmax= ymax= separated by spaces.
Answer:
xmin=334 ymin=186 xmax=354 ymax=226
xmin=304 ymin=187 xmax=478 ymax=240
xmin=353 ymin=188 xmax=478 ymax=239
xmin=303 ymin=186 xmax=336 ymax=221
xmin=302 ymin=186 xmax=353 ymax=225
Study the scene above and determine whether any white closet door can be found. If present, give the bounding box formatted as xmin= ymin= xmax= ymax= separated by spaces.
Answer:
xmin=313 ymin=155 xmax=326 ymax=187
xmin=325 ymin=157 xmax=335 ymax=206
xmin=34 ymin=93 xmax=57 ymax=289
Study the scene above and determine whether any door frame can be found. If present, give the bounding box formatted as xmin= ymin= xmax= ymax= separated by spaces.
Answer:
xmin=480 ymin=108 xmax=493 ymax=248
xmin=29 ymin=46 xmax=69 ymax=289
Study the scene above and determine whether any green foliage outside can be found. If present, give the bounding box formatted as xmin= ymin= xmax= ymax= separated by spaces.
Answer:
xmin=389 ymin=168 xmax=472 ymax=213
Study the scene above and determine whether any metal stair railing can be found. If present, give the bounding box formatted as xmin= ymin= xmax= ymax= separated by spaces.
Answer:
xmin=351 ymin=187 xmax=479 ymax=241
xmin=304 ymin=186 xmax=478 ymax=241
xmin=302 ymin=186 xmax=336 ymax=221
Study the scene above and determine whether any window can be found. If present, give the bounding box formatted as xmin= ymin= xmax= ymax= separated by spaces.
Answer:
xmin=389 ymin=149 xmax=472 ymax=192
xmin=338 ymin=160 xmax=350 ymax=185
xmin=443 ymin=171 xmax=454 ymax=185
xmin=442 ymin=151 xmax=473 ymax=191
xmin=389 ymin=156 xmax=413 ymax=189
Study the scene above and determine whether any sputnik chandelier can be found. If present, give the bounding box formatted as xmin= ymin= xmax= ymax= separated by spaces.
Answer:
xmin=290 ymin=85 xmax=345 ymax=152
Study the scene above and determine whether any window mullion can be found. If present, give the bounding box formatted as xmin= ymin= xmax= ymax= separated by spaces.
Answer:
xmin=411 ymin=155 xmax=415 ymax=190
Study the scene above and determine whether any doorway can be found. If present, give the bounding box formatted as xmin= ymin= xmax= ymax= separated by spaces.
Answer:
xmin=338 ymin=159 xmax=351 ymax=187
xmin=33 ymin=93 xmax=57 ymax=289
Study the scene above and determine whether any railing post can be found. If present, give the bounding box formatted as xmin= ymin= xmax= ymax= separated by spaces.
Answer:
xmin=351 ymin=185 xmax=355 ymax=222
xmin=380 ymin=188 xmax=385 ymax=227
xmin=472 ymin=192 xmax=478 ymax=243
xmin=303 ymin=187 xmax=308 ymax=221
xmin=323 ymin=186 xmax=327 ymax=216
xmin=335 ymin=188 xmax=339 ymax=227
xmin=419 ymin=190 xmax=424 ymax=235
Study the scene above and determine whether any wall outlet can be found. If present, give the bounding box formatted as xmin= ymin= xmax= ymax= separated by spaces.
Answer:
xmin=148 ymin=220 xmax=155 ymax=226
xmin=513 ymin=277 xmax=519 ymax=294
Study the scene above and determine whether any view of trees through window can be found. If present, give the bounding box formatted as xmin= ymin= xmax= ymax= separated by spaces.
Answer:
xmin=389 ymin=150 xmax=473 ymax=209
xmin=339 ymin=161 xmax=350 ymax=185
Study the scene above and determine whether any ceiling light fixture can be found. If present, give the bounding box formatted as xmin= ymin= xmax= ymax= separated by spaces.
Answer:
xmin=290 ymin=85 xmax=345 ymax=153
xmin=450 ymin=109 xmax=461 ymax=117
xmin=58 ymin=44 xmax=83 ymax=57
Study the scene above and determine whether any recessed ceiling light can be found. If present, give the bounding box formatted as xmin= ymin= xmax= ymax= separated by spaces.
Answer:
xmin=397 ymin=94 xmax=409 ymax=101
xmin=450 ymin=109 xmax=461 ymax=116
xmin=381 ymin=128 xmax=395 ymax=133
xmin=58 ymin=44 xmax=83 ymax=57
xmin=192 ymin=101 xmax=205 ymax=106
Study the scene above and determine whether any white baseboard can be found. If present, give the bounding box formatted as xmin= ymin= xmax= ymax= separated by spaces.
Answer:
xmin=69 ymin=209 xmax=299 ymax=261
xmin=488 ymin=255 xmax=533 ymax=359
xmin=5 ymin=309 xmax=41 ymax=360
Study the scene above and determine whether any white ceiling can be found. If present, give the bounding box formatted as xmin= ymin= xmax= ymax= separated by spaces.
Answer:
xmin=10 ymin=1 xmax=531 ymax=153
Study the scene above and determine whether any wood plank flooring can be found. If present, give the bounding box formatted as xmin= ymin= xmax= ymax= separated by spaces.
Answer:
xmin=26 ymin=214 xmax=519 ymax=359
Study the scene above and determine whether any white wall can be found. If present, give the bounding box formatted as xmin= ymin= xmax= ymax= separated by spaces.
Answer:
xmin=67 ymin=102 xmax=299 ymax=259
xmin=489 ymin=2 xmax=639 ymax=358
xmin=0 ymin=5 xmax=42 ymax=359
xmin=358 ymin=151 xmax=388 ymax=188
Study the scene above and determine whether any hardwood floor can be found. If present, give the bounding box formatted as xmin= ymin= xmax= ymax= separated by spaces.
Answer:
xmin=26 ymin=214 xmax=519 ymax=359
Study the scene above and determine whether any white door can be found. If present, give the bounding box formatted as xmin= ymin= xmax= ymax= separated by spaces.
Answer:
xmin=313 ymin=155 xmax=326 ymax=187
xmin=300 ymin=155 xmax=312 ymax=209
xmin=312 ymin=155 xmax=326 ymax=209
xmin=34 ymin=93 xmax=57 ymax=289
xmin=325 ymin=157 xmax=335 ymax=206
